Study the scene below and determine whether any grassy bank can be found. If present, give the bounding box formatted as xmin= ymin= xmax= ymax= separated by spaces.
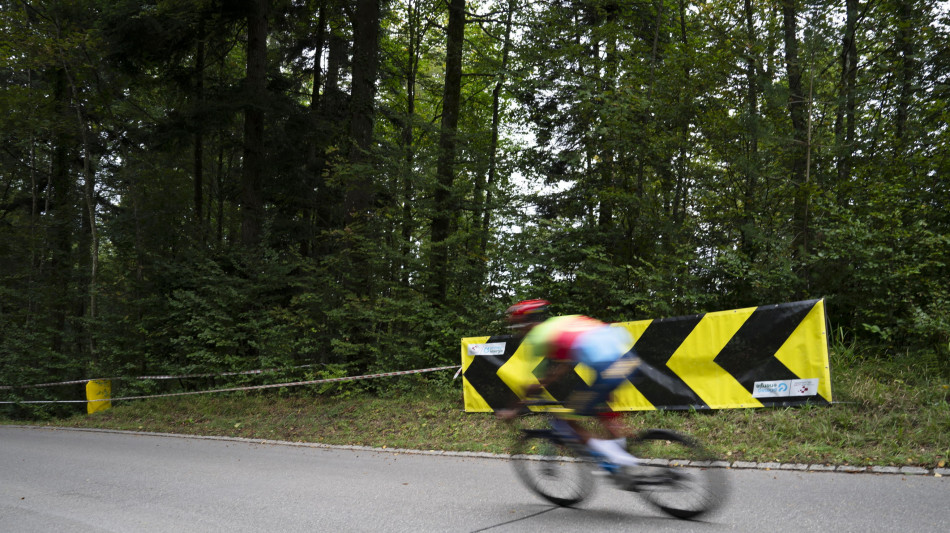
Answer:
xmin=5 ymin=354 xmax=949 ymax=469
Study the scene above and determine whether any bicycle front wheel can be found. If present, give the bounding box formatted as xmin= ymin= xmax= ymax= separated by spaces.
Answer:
xmin=627 ymin=429 xmax=727 ymax=519
xmin=510 ymin=430 xmax=594 ymax=507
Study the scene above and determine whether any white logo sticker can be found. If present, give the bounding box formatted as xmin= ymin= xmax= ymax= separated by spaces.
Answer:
xmin=752 ymin=380 xmax=790 ymax=398
xmin=468 ymin=342 xmax=506 ymax=356
xmin=789 ymin=378 xmax=819 ymax=397
xmin=753 ymin=379 xmax=819 ymax=398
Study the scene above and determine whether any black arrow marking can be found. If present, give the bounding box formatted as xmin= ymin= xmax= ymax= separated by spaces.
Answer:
xmin=632 ymin=314 xmax=708 ymax=409
xmin=714 ymin=300 xmax=818 ymax=391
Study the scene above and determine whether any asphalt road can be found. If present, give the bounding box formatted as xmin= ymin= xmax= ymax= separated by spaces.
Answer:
xmin=1 ymin=426 xmax=947 ymax=532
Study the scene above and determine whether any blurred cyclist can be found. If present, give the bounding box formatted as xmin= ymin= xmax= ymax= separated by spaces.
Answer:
xmin=497 ymin=299 xmax=641 ymax=467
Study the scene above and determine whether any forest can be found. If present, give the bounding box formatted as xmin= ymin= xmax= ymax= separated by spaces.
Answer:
xmin=1 ymin=0 xmax=948 ymax=413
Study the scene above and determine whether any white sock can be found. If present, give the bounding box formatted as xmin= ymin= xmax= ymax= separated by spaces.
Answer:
xmin=612 ymin=438 xmax=640 ymax=465
xmin=588 ymin=438 xmax=640 ymax=466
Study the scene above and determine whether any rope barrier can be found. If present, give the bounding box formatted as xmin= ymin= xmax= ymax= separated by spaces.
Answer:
xmin=0 ymin=365 xmax=462 ymax=405
xmin=0 ymin=364 xmax=323 ymax=390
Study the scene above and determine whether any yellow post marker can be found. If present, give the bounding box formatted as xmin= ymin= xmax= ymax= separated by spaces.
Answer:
xmin=86 ymin=379 xmax=112 ymax=414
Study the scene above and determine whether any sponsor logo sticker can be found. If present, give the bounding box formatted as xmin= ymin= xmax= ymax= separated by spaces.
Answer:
xmin=790 ymin=378 xmax=819 ymax=396
xmin=468 ymin=342 xmax=506 ymax=356
xmin=753 ymin=378 xmax=819 ymax=398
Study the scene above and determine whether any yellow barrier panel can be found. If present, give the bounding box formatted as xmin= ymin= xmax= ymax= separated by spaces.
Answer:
xmin=86 ymin=379 xmax=112 ymax=414
xmin=462 ymin=299 xmax=832 ymax=412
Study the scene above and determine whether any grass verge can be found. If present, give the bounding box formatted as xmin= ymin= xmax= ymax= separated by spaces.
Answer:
xmin=3 ymin=357 xmax=949 ymax=468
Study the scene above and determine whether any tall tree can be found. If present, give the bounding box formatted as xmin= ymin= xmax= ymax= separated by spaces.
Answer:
xmin=194 ymin=13 xmax=207 ymax=234
xmin=834 ymin=0 xmax=859 ymax=200
xmin=384 ymin=0 xmax=440 ymax=284
xmin=782 ymin=0 xmax=810 ymax=265
xmin=740 ymin=0 xmax=762 ymax=258
xmin=428 ymin=0 xmax=465 ymax=301
xmin=479 ymin=0 xmax=515 ymax=256
xmin=345 ymin=0 xmax=382 ymax=226
xmin=241 ymin=0 xmax=269 ymax=248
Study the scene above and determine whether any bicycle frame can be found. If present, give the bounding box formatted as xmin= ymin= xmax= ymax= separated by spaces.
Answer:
xmin=508 ymin=401 xmax=728 ymax=518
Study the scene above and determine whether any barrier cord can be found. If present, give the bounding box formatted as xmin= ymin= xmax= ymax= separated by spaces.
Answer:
xmin=0 ymin=365 xmax=462 ymax=405
xmin=0 ymin=364 xmax=324 ymax=390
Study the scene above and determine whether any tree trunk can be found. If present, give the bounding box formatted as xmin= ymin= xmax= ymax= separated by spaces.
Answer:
xmin=598 ymin=36 xmax=618 ymax=229
xmin=428 ymin=0 xmax=465 ymax=301
xmin=834 ymin=0 xmax=858 ymax=202
xmin=27 ymin=53 xmax=39 ymax=322
xmin=401 ymin=0 xmax=422 ymax=284
xmin=894 ymin=0 xmax=915 ymax=156
xmin=479 ymin=0 xmax=515 ymax=254
xmin=672 ymin=0 xmax=691 ymax=227
xmin=310 ymin=4 xmax=326 ymax=113
xmin=300 ymin=3 xmax=326 ymax=257
xmin=741 ymin=0 xmax=761 ymax=258
xmin=240 ymin=0 xmax=268 ymax=248
xmin=194 ymin=16 xmax=206 ymax=238
xmin=64 ymin=67 xmax=99 ymax=363
xmin=345 ymin=0 xmax=381 ymax=225
xmin=312 ymin=9 xmax=348 ymax=241
xmin=782 ymin=0 xmax=809 ymax=261
xmin=48 ymin=67 xmax=74 ymax=355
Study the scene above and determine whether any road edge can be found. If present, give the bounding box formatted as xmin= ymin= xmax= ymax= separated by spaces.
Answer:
xmin=5 ymin=424 xmax=947 ymax=477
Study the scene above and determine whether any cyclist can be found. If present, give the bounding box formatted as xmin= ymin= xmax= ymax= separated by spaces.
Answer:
xmin=497 ymin=299 xmax=642 ymax=467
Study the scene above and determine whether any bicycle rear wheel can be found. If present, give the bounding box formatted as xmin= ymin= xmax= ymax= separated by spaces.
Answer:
xmin=510 ymin=429 xmax=594 ymax=507
xmin=627 ymin=429 xmax=727 ymax=519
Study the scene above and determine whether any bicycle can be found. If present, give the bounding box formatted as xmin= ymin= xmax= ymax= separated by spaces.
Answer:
xmin=508 ymin=400 xmax=728 ymax=519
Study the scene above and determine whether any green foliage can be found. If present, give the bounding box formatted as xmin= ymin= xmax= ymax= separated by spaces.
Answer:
xmin=305 ymin=364 xmax=362 ymax=398
xmin=1 ymin=0 xmax=948 ymax=417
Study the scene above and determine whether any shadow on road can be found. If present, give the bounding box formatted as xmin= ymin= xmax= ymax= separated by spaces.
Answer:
xmin=469 ymin=501 xmax=726 ymax=532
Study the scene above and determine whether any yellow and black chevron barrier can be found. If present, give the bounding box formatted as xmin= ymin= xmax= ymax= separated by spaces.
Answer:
xmin=461 ymin=299 xmax=832 ymax=412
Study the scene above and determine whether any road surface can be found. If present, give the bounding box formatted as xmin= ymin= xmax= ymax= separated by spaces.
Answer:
xmin=1 ymin=426 xmax=947 ymax=532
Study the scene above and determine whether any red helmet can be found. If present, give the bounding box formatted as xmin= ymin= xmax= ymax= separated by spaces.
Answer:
xmin=505 ymin=299 xmax=550 ymax=328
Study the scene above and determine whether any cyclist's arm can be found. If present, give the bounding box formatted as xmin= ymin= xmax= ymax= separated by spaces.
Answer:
xmin=497 ymin=359 xmax=574 ymax=420
xmin=536 ymin=359 xmax=573 ymax=390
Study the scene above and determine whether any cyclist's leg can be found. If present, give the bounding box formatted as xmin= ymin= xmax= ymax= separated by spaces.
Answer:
xmin=601 ymin=349 xmax=644 ymax=438
xmin=569 ymin=325 xmax=641 ymax=422
xmin=599 ymin=411 xmax=627 ymax=440
xmin=600 ymin=352 xmax=647 ymax=465
xmin=562 ymin=360 xmax=635 ymax=464
xmin=571 ymin=351 xmax=640 ymax=413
